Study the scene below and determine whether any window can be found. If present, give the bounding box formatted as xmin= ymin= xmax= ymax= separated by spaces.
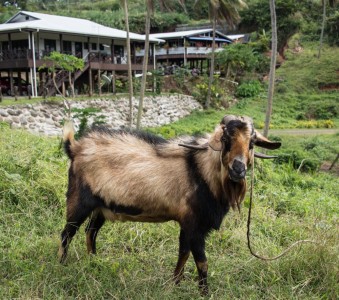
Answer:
xmin=91 ymin=43 xmax=97 ymax=51
xmin=114 ymin=45 xmax=124 ymax=56
xmin=12 ymin=40 xmax=28 ymax=49
xmin=44 ymin=39 xmax=56 ymax=52
xmin=62 ymin=41 xmax=72 ymax=54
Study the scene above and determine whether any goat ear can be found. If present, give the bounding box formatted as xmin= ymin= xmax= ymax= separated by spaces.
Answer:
xmin=208 ymin=125 xmax=224 ymax=151
xmin=254 ymin=130 xmax=281 ymax=150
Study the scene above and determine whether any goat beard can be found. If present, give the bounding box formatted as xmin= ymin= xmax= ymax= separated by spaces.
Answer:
xmin=222 ymin=177 xmax=247 ymax=212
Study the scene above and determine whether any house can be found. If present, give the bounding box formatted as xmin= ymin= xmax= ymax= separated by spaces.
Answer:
xmin=136 ymin=29 xmax=233 ymax=74
xmin=0 ymin=11 xmax=163 ymax=97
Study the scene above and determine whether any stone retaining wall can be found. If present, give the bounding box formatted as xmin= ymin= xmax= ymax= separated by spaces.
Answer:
xmin=0 ymin=94 xmax=202 ymax=136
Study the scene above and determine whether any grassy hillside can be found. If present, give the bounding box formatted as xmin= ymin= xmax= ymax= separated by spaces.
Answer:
xmin=1 ymin=115 xmax=338 ymax=299
xmin=0 ymin=30 xmax=338 ymax=298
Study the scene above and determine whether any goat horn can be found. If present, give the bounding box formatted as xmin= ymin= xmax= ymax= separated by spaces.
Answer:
xmin=178 ymin=143 xmax=209 ymax=150
xmin=254 ymin=152 xmax=278 ymax=159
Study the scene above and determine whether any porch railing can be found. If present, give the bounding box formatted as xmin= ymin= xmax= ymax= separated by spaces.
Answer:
xmin=136 ymin=46 xmax=225 ymax=57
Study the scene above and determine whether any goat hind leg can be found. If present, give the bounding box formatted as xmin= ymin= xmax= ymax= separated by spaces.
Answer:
xmin=58 ymin=197 xmax=94 ymax=264
xmin=85 ymin=210 xmax=105 ymax=254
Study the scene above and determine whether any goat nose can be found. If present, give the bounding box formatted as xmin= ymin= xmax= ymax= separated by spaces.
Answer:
xmin=232 ymin=159 xmax=246 ymax=174
xmin=228 ymin=159 xmax=246 ymax=182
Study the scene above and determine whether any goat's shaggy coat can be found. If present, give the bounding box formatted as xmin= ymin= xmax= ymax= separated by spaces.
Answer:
xmin=59 ymin=115 xmax=281 ymax=294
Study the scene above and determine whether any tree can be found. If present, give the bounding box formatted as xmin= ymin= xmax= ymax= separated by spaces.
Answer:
xmin=239 ymin=0 xmax=301 ymax=58
xmin=122 ymin=0 xmax=134 ymax=128
xmin=195 ymin=0 xmax=246 ymax=108
xmin=318 ymin=0 xmax=327 ymax=59
xmin=263 ymin=0 xmax=277 ymax=138
xmin=41 ymin=52 xmax=84 ymax=98
xmin=318 ymin=0 xmax=338 ymax=58
xmin=215 ymin=43 xmax=259 ymax=80
xmin=137 ymin=0 xmax=153 ymax=130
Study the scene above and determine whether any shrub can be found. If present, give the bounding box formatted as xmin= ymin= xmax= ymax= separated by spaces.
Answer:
xmin=194 ymin=76 xmax=229 ymax=108
xmin=72 ymin=107 xmax=106 ymax=139
xmin=235 ymin=80 xmax=262 ymax=98
xmin=295 ymin=119 xmax=335 ymax=129
xmin=305 ymin=100 xmax=338 ymax=119
xmin=274 ymin=151 xmax=320 ymax=172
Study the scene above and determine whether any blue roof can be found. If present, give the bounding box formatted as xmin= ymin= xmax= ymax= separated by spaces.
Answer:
xmin=188 ymin=37 xmax=232 ymax=43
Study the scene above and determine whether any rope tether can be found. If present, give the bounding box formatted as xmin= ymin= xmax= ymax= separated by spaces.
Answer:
xmin=247 ymin=150 xmax=317 ymax=261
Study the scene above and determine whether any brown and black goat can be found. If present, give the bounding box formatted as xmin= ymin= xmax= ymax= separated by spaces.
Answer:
xmin=58 ymin=115 xmax=281 ymax=294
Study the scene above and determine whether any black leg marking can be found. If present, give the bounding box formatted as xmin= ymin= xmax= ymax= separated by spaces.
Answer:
xmin=173 ymin=229 xmax=191 ymax=284
xmin=59 ymin=196 xmax=95 ymax=264
xmin=85 ymin=211 xmax=106 ymax=254
xmin=190 ymin=234 xmax=209 ymax=295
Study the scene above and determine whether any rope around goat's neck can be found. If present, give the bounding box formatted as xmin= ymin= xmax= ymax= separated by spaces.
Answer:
xmin=246 ymin=150 xmax=317 ymax=261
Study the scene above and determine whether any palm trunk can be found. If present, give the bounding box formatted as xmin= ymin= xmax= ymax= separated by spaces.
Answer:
xmin=123 ymin=0 xmax=134 ymax=128
xmin=206 ymin=14 xmax=217 ymax=109
xmin=137 ymin=0 xmax=151 ymax=130
xmin=318 ymin=0 xmax=327 ymax=59
xmin=263 ymin=0 xmax=277 ymax=138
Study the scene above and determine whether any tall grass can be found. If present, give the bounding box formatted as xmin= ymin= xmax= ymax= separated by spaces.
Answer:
xmin=0 ymin=121 xmax=338 ymax=299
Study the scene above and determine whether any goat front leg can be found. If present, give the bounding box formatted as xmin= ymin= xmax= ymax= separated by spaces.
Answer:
xmin=191 ymin=234 xmax=209 ymax=295
xmin=173 ymin=229 xmax=191 ymax=284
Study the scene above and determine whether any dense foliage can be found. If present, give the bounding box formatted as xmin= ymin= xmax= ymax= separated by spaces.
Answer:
xmin=0 ymin=0 xmax=337 ymax=46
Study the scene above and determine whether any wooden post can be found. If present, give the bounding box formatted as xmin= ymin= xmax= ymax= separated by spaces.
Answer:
xmin=28 ymin=84 xmax=32 ymax=100
xmin=98 ymin=70 xmax=101 ymax=96
xmin=89 ymin=68 xmax=93 ymax=96
xmin=8 ymin=69 xmax=14 ymax=96
xmin=14 ymin=86 xmax=18 ymax=101
xmin=112 ymin=70 xmax=116 ymax=94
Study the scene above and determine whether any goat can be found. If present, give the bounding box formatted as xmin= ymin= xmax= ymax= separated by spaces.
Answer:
xmin=58 ymin=115 xmax=281 ymax=294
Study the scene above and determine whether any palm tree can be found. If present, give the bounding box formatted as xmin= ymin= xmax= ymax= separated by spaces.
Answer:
xmin=263 ymin=0 xmax=277 ymax=138
xmin=137 ymin=0 xmax=153 ymax=129
xmin=122 ymin=0 xmax=134 ymax=128
xmin=195 ymin=0 xmax=246 ymax=108
xmin=318 ymin=0 xmax=338 ymax=58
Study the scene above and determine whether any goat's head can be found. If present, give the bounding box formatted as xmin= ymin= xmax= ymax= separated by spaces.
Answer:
xmin=180 ymin=115 xmax=281 ymax=183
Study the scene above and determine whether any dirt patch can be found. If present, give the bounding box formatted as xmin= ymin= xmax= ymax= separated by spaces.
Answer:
xmin=319 ymin=161 xmax=339 ymax=176
xmin=318 ymin=82 xmax=339 ymax=91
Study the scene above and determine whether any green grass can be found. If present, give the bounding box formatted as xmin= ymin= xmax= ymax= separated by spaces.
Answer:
xmin=0 ymin=121 xmax=338 ymax=299
xmin=1 ymin=41 xmax=338 ymax=299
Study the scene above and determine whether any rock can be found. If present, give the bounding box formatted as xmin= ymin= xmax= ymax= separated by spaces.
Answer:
xmin=7 ymin=109 xmax=20 ymax=116
xmin=0 ymin=109 xmax=8 ymax=117
xmin=4 ymin=95 xmax=202 ymax=136
xmin=12 ymin=116 xmax=20 ymax=123
xmin=20 ymin=117 xmax=28 ymax=125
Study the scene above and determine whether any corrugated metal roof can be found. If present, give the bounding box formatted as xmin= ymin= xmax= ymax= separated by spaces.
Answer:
xmin=150 ymin=29 xmax=231 ymax=41
xmin=226 ymin=34 xmax=245 ymax=40
xmin=0 ymin=11 xmax=164 ymax=43
xmin=150 ymin=29 xmax=213 ymax=39
xmin=188 ymin=37 xmax=232 ymax=43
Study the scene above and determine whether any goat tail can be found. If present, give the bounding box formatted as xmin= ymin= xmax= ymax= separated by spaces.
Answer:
xmin=63 ymin=120 xmax=75 ymax=159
